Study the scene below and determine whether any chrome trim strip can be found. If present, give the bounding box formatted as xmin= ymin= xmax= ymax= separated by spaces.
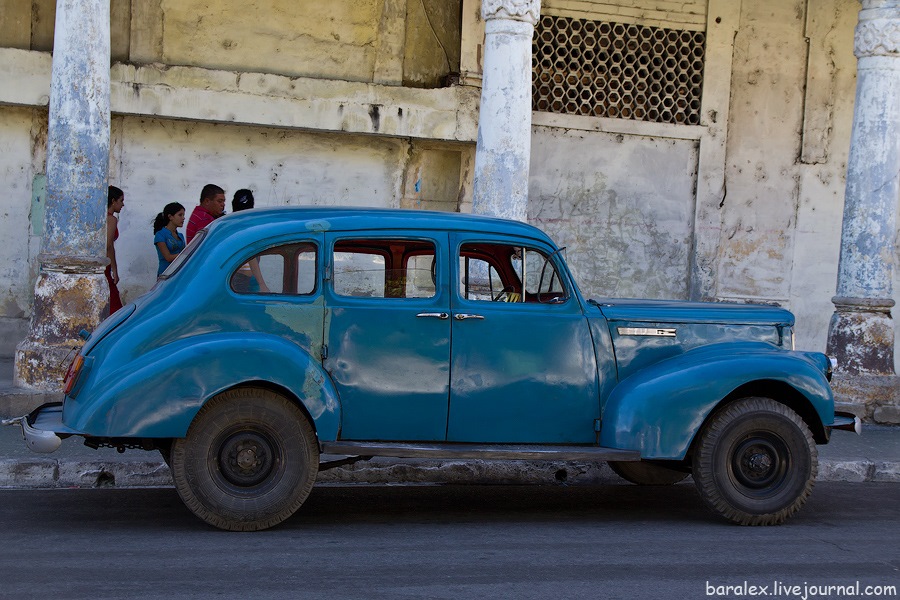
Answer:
xmin=617 ymin=327 xmax=677 ymax=337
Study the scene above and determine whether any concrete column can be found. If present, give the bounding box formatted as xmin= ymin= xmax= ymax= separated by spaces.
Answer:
xmin=471 ymin=0 xmax=540 ymax=221
xmin=826 ymin=0 xmax=900 ymax=422
xmin=15 ymin=0 xmax=111 ymax=391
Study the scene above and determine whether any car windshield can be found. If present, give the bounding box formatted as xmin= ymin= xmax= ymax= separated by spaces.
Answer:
xmin=159 ymin=229 xmax=206 ymax=280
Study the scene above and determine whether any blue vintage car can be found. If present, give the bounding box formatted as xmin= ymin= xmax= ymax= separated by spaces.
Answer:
xmin=6 ymin=207 xmax=859 ymax=530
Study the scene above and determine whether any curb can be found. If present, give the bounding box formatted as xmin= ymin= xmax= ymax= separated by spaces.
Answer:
xmin=1 ymin=457 xmax=898 ymax=490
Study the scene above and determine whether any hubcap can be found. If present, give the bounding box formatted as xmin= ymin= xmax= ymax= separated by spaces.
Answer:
xmin=731 ymin=435 xmax=789 ymax=493
xmin=218 ymin=431 xmax=276 ymax=488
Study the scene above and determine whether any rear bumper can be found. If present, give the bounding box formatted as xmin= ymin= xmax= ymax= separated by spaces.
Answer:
xmin=829 ymin=411 xmax=862 ymax=435
xmin=0 ymin=402 xmax=83 ymax=454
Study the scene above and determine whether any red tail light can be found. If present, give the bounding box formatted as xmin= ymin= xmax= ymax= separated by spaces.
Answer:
xmin=63 ymin=355 xmax=84 ymax=395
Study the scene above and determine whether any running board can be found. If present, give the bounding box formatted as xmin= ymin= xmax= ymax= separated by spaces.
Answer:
xmin=320 ymin=441 xmax=641 ymax=462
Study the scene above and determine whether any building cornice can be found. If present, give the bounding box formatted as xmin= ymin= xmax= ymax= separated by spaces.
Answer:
xmin=0 ymin=48 xmax=480 ymax=144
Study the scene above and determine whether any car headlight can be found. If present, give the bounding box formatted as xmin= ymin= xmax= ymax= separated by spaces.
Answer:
xmin=826 ymin=356 xmax=837 ymax=382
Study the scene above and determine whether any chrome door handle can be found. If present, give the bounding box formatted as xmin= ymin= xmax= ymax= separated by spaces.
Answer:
xmin=454 ymin=313 xmax=484 ymax=321
xmin=416 ymin=312 xmax=449 ymax=320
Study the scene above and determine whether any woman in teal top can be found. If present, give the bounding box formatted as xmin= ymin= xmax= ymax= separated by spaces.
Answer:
xmin=153 ymin=202 xmax=186 ymax=277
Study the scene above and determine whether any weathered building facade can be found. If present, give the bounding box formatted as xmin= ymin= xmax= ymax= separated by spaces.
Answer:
xmin=0 ymin=0 xmax=897 ymax=420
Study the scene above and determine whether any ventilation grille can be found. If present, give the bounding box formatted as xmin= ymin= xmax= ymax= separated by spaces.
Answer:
xmin=532 ymin=15 xmax=706 ymax=125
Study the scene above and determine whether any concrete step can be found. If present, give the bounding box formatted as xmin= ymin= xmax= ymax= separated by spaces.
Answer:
xmin=0 ymin=358 xmax=63 ymax=419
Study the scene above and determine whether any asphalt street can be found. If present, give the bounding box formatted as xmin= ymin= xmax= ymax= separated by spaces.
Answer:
xmin=0 ymin=482 xmax=897 ymax=600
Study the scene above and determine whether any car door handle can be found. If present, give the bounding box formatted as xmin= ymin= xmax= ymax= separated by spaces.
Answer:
xmin=416 ymin=312 xmax=449 ymax=320
xmin=454 ymin=313 xmax=484 ymax=321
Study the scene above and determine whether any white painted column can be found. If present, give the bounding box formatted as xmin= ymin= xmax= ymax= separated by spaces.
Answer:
xmin=15 ymin=0 xmax=111 ymax=390
xmin=825 ymin=0 xmax=900 ymax=422
xmin=471 ymin=0 xmax=540 ymax=221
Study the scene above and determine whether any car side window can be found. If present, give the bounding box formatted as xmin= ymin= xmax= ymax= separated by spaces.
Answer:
xmin=459 ymin=242 xmax=566 ymax=304
xmin=332 ymin=239 xmax=436 ymax=299
xmin=231 ymin=242 xmax=317 ymax=295
xmin=520 ymin=250 xmax=566 ymax=298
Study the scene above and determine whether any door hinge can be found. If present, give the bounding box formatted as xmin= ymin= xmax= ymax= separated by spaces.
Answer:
xmin=594 ymin=419 xmax=602 ymax=432
xmin=321 ymin=344 xmax=328 ymax=360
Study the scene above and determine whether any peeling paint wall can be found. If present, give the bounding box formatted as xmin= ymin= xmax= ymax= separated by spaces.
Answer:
xmin=0 ymin=107 xmax=37 ymax=320
xmin=715 ymin=1 xmax=808 ymax=304
xmin=157 ymin=0 xmax=383 ymax=81
xmin=8 ymin=0 xmax=460 ymax=87
xmin=792 ymin=0 xmax=861 ymax=359
xmin=404 ymin=0 xmax=462 ymax=87
xmin=528 ymin=127 xmax=698 ymax=300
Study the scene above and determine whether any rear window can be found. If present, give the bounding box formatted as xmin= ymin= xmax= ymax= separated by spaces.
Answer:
xmin=159 ymin=229 xmax=206 ymax=279
xmin=230 ymin=242 xmax=318 ymax=296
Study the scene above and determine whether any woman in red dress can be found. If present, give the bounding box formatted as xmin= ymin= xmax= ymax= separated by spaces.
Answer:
xmin=105 ymin=186 xmax=125 ymax=315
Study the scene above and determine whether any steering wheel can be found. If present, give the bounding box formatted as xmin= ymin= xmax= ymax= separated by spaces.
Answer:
xmin=492 ymin=286 xmax=514 ymax=302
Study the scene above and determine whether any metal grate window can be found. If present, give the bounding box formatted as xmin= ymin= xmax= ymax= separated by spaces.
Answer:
xmin=532 ymin=15 xmax=706 ymax=125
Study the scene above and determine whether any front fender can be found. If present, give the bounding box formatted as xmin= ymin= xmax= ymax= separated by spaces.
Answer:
xmin=63 ymin=333 xmax=341 ymax=441
xmin=599 ymin=342 xmax=833 ymax=459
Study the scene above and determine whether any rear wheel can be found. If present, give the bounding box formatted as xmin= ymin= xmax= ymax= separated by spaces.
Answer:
xmin=171 ymin=388 xmax=319 ymax=531
xmin=608 ymin=460 xmax=688 ymax=485
xmin=692 ymin=397 xmax=817 ymax=526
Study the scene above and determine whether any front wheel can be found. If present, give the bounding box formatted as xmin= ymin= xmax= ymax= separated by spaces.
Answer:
xmin=692 ymin=397 xmax=817 ymax=526
xmin=171 ymin=388 xmax=319 ymax=531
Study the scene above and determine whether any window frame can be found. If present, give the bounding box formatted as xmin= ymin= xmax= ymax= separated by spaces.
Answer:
xmin=229 ymin=240 xmax=319 ymax=297
xmin=454 ymin=236 xmax=572 ymax=307
xmin=328 ymin=235 xmax=442 ymax=301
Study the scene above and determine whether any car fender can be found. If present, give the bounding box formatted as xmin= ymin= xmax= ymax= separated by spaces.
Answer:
xmin=599 ymin=342 xmax=833 ymax=459
xmin=65 ymin=332 xmax=341 ymax=441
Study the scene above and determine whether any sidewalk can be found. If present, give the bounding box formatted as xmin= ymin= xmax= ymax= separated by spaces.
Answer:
xmin=1 ymin=357 xmax=898 ymax=489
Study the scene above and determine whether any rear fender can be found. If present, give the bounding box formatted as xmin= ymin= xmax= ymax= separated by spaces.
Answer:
xmin=64 ymin=333 xmax=340 ymax=441
xmin=599 ymin=342 xmax=833 ymax=459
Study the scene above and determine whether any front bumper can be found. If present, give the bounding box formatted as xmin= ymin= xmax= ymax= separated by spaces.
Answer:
xmin=1 ymin=403 xmax=82 ymax=454
xmin=830 ymin=411 xmax=862 ymax=435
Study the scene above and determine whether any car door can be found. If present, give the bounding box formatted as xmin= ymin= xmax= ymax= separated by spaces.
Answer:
xmin=447 ymin=234 xmax=599 ymax=443
xmin=323 ymin=231 xmax=451 ymax=441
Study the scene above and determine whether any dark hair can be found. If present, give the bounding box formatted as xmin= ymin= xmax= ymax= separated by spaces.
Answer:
xmin=108 ymin=186 xmax=124 ymax=207
xmin=153 ymin=202 xmax=186 ymax=233
xmin=200 ymin=184 xmax=224 ymax=202
xmin=232 ymin=189 xmax=255 ymax=212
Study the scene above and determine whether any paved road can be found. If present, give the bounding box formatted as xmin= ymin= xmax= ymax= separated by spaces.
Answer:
xmin=0 ymin=483 xmax=897 ymax=600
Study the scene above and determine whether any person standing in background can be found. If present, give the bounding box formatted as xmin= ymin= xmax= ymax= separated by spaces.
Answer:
xmin=105 ymin=186 xmax=125 ymax=315
xmin=186 ymin=184 xmax=226 ymax=243
xmin=230 ymin=189 xmax=270 ymax=293
xmin=153 ymin=202 xmax=186 ymax=277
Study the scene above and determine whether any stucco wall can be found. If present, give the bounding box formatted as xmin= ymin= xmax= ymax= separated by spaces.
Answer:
xmin=715 ymin=1 xmax=809 ymax=304
xmin=528 ymin=126 xmax=698 ymax=300
xmin=791 ymin=1 xmax=865 ymax=356
xmin=0 ymin=107 xmax=40 ymax=320
xmin=0 ymin=0 xmax=460 ymax=88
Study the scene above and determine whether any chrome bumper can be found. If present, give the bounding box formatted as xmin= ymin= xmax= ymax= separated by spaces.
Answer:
xmin=1 ymin=403 xmax=76 ymax=454
xmin=830 ymin=411 xmax=862 ymax=435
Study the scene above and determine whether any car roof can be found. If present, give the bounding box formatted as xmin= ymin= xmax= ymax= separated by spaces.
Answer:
xmin=204 ymin=206 xmax=558 ymax=246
